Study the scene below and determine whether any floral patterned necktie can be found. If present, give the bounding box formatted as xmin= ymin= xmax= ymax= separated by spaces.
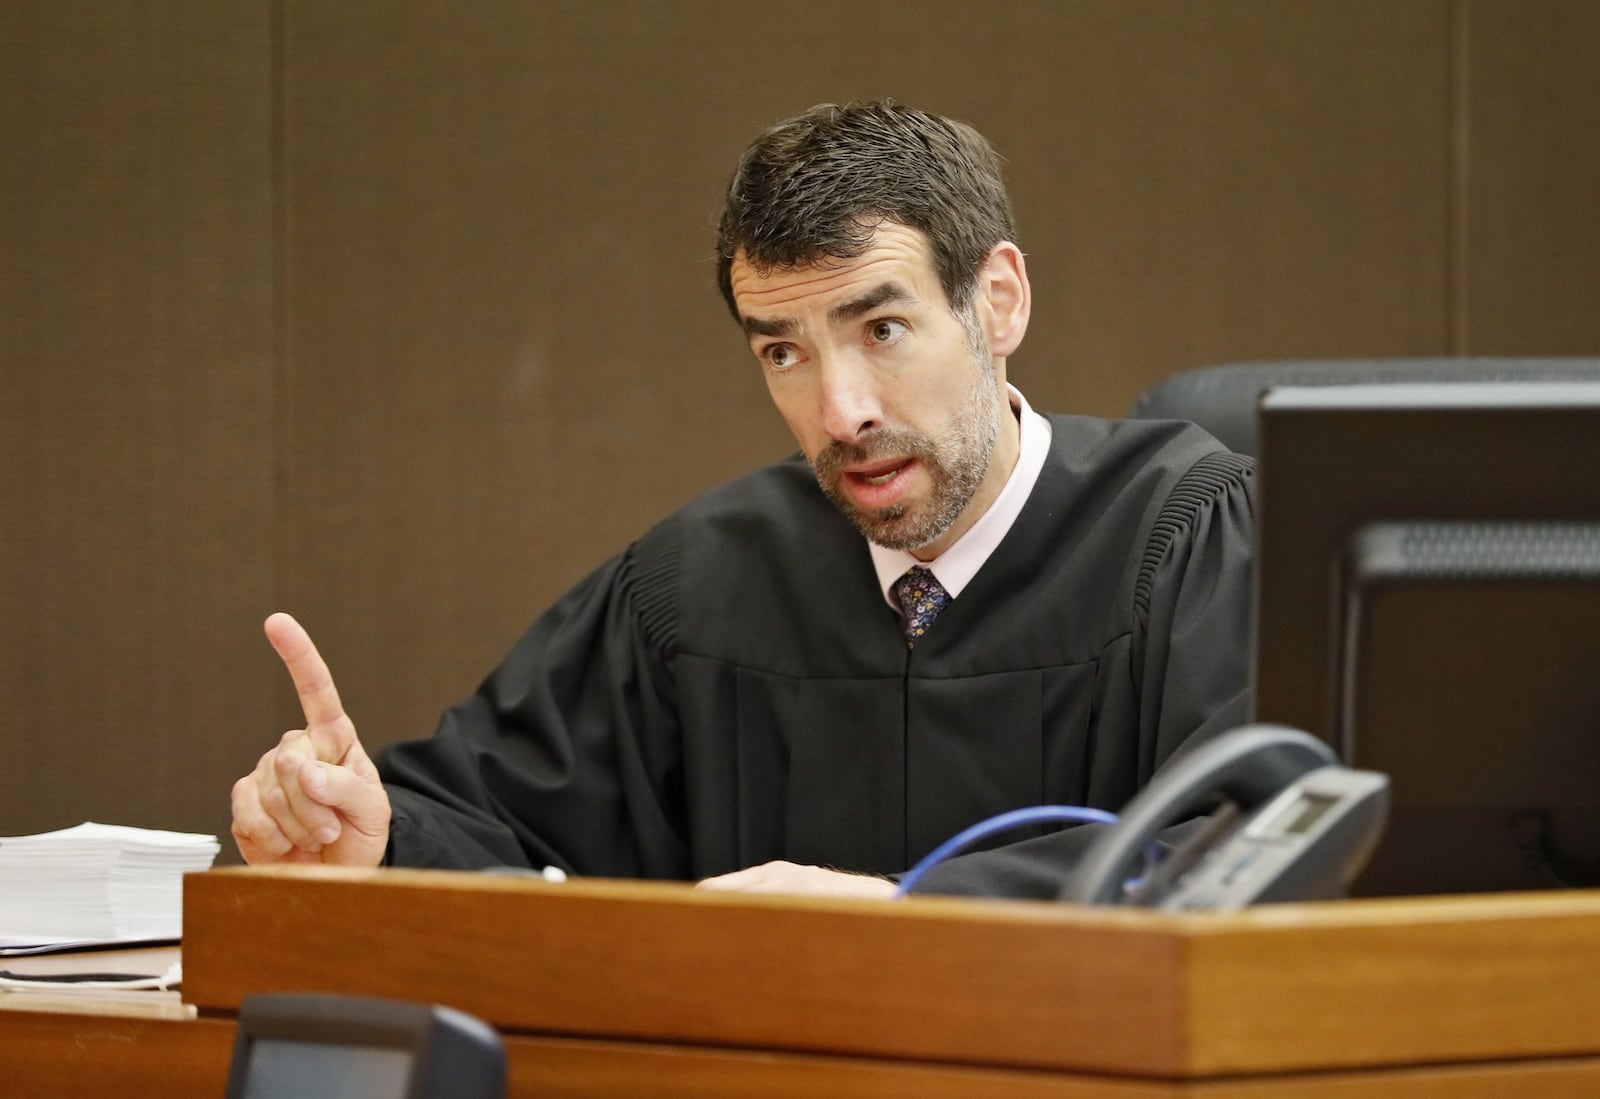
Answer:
xmin=892 ymin=566 xmax=950 ymax=649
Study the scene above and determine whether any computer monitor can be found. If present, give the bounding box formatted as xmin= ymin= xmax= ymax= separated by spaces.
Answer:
xmin=1252 ymin=382 xmax=1600 ymax=897
xmin=224 ymin=992 xmax=507 ymax=1099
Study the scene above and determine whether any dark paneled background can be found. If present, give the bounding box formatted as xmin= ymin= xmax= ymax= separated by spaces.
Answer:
xmin=3 ymin=1 xmax=1596 ymax=855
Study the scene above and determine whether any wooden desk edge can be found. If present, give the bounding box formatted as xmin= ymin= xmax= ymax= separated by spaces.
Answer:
xmin=182 ymin=866 xmax=1600 ymax=1078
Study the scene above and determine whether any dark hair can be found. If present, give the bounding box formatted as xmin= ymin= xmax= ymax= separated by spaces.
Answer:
xmin=715 ymin=100 xmax=1016 ymax=321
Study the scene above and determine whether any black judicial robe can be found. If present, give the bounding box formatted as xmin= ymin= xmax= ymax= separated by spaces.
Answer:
xmin=378 ymin=414 xmax=1255 ymax=899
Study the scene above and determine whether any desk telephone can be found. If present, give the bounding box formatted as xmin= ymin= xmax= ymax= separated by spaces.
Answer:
xmin=1061 ymin=725 xmax=1390 ymax=910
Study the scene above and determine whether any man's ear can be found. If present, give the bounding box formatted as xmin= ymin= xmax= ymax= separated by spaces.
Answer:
xmin=977 ymin=242 xmax=1030 ymax=359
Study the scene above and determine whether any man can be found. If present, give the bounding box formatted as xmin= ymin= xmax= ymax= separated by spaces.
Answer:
xmin=231 ymin=101 xmax=1253 ymax=900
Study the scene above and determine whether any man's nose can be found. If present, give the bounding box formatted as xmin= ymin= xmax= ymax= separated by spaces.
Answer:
xmin=818 ymin=355 xmax=884 ymax=443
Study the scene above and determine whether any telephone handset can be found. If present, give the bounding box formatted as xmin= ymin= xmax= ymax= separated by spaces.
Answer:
xmin=1059 ymin=725 xmax=1389 ymax=910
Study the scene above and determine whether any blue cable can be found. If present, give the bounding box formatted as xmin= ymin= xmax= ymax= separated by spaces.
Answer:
xmin=894 ymin=805 xmax=1120 ymax=898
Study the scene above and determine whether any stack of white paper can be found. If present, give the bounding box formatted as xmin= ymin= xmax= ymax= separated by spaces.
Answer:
xmin=0 ymin=822 xmax=221 ymax=952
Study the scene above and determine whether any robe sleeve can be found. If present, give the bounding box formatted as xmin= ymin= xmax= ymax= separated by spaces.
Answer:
xmin=375 ymin=536 xmax=690 ymax=878
xmin=904 ymin=449 xmax=1256 ymax=899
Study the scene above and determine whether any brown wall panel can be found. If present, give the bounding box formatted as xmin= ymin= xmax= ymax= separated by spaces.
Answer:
xmin=0 ymin=3 xmax=277 ymax=842
xmin=997 ymin=0 xmax=1455 ymax=414
xmin=1463 ymin=0 xmax=1600 ymax=353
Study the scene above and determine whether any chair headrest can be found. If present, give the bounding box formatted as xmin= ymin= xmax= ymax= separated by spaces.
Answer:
xmin=1127 ymin=358 xmax=1600 ymax=456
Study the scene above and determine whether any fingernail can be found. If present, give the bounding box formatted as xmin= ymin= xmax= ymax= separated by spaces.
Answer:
xmin=303 ymin=762 xmax=326 ymax=794
xmin=316 ymin=824 xmax=340 ymax=845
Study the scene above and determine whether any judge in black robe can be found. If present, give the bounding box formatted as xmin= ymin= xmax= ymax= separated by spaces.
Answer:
xmin=377 ymin=408 xmax=1253 ymax=899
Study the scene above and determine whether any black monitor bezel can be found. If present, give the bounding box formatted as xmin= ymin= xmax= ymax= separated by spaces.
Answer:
xmin=1251 ymin=381 xmax=1600 ymax=896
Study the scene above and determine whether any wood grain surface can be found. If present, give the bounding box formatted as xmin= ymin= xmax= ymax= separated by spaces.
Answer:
xmin=184 ymin=866 xmax=1600 ymax=1080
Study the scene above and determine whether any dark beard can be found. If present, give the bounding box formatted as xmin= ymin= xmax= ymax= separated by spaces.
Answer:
xmin=809 ymin=374 xmax=1001 ymax=551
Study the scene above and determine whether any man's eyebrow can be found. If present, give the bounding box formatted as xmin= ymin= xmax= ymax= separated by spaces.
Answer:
xmin=741 ymin=314 xmax=797 ymax=340
xmin=739 ymin=281 xmax=917 ymax=341
xmin=829 ymin=282 xmax=915 ymax=326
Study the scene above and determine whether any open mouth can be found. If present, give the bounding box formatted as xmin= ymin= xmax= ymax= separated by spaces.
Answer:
xmin=847 ymin=458 xmax=914 ymax=487
xmin=840 ymin=457 xmax=919 ymax=509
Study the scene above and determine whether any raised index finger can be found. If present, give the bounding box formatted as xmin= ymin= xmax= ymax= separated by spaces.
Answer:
xmin=264 ymin=612 xmax=352 ymax=751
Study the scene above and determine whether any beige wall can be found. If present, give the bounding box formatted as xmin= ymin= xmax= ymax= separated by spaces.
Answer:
xmin=3 ymin=0 xmax=1597 ymax=852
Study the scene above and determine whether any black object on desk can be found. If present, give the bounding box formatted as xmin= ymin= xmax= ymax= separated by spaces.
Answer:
xmin=224 ymin=992 xmax=507 ymax=1099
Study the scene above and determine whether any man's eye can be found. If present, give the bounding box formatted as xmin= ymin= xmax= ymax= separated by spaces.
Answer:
xmin=869 ymin=319 xmax=908 ymax=344
xmin=765 ymin=344 xmax=799 ymax=370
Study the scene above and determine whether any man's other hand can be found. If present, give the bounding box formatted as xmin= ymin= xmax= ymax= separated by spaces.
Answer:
xmin=695 ymin=860 xmax=898 ymax=898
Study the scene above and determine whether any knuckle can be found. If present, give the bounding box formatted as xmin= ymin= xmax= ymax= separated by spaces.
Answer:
xmin=261 ymin=784 xmax=290 ymax=815
xmin=254 ymin=748 xmax=278 ymax=778
xmin=234 ymin=800 xmax=270 ymax=833
xmin=236 ymin=822 xmax=290 ymax=859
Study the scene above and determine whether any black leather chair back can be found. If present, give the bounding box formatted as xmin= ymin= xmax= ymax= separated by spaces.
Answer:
xmin=1127 ymin=358 xmax=1600 ymax=456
